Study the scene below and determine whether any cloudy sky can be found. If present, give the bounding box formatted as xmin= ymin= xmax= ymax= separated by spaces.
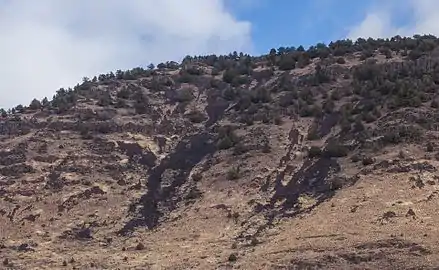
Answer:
xmin=1 ymin=0 xmax=439 ymax=108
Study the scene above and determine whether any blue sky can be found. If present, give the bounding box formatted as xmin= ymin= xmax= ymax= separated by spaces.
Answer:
xmin=226 ymin=0 xmax=418 ymax=55
xmin=229 ymin=0 xmax=369 ymax=52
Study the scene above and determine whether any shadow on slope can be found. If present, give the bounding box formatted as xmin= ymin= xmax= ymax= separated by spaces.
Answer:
xmin=119 ymin=132 xmax=216 ymax=234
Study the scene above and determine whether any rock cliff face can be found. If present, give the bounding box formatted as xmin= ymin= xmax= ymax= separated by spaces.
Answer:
xmin=3 ymin=35 xmax=439 ymax=269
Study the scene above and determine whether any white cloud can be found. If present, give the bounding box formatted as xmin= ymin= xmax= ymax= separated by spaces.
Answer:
xmin=0 ymin=0 xmax=252 ymax=108
xmin=348 ymin=0 xmax=439 ymax=40
xmin=348 ymin=12 xmax=397 ymax=40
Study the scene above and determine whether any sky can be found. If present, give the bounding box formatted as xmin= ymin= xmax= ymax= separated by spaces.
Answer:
xmin=1 ymin=0 xmax=439 ymax=108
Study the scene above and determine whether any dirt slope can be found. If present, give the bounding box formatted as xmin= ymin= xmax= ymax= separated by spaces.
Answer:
xmin=2 ymin=35 xmax=439 ymax=269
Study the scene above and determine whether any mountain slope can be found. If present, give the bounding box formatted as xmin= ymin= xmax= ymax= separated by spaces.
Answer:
xmin=2 ymin=35 xmax=439 ymax=269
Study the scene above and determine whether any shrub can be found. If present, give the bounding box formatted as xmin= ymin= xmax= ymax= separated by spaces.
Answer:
xmin=239 ymin=114 xmax=254 ymax=126
xmin=252 ymin=69 xmax=274 ymax=81
xmin=359 ymin=50 xmax=373 ymax=60
xmin=228 ymin=253 xmax=238 ymax=262
xmin=117 ymin=88 xmax=131 ymax=99
xmin=307 ymin=123 xmax=320 ymax=140
xmin=15 ymin=104 xmax=25 ymax=113
xmin=329 ymin=177 xmax=345 ymax=190
xmin=185 ymin=65 xmax=203 ymax=76
xmin=97 ymin=92 xmax=112 ymax=106
xmin=233 ymin=143 xmax=249 ymax=155
xmin=227 ymin=166 xmax=241 ymax=180
xmin=232 ymin=76 xmax=251 ymax=86
xmin=223 ymin=69 xmax=238 ymax=83
xmin=217 ymin=126 xmax=240 ymax=150
xmin=175 ymin=87 xmax=194 ymax=102
xmin=278 ymin=57 xmax=296 ymax=71
xmin=192 ymin=173 xmax=203 ymax=182
xmin=251 ymin=87 xmax=271 ymax=103
xmin=382 ymin=126 xmax=422 ymax=145
xmin=323 ymin=142 xmax=349 ymax=158
xmin=273 ymin=115 xmax=283 ymax=125
xmin=261 ymin=141 xmax=271 ymax=153
xmin=362 ymin=156 xmax=375 ymax=166
xmin=308 ymin=146 xmax=322 ymax=158
xmin=336 ymin=57 xmax=346 ymax=64
xmin=29 ymin=99 xmax=42 ymax=110
xmin=217 ymin=136 xmax=234 ymax=150
xmin=115 ymin=99 xmax=127 ymax=108
xmin=186 ymin=110 xmax=206 ymax=123
xmin=350 ymin=154 xmax=362 ymax=163
xmin=362 ymin=112 xmax=377 ymax=123
xmin=211 ymin=68 xmax=220 ymax=76
xmin=79 ymin=126 xmax=93 ymax=140
xmin=178 ymin=71 xmax=193 ymax=83
xmin=408 ymin=49 xmax=423 ymax=60
xmin=427 ymin=142 xmax=435 ymax=152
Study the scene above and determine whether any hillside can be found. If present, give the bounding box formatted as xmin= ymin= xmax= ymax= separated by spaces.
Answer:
xmin=2 ymin=35 xmax=439 ymax=269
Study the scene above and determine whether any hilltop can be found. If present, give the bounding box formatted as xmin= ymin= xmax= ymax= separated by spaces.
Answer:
xmin=2 ymin=35 xmax=439 ymax=269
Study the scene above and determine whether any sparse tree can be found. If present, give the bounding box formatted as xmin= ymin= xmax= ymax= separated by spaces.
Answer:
xmin=15 ymin=104 xmax=24 ymax=113
xmin=42 ymin=97 xmax=49 ymax=107
xmin=29 ymin=98 xmax=42 ymax=110
xmin=0 ymin=108 xmax=7 ymax=117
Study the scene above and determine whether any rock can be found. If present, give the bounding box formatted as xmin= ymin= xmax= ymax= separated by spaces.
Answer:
xmin=427 ymin=191 xmax=439 ymax=201
xmin=75 ymin=227 xmax=93 ymax=239
xmin=362 ymin=156 xmax=375 ymax=166
xmin=117 ymin=141 xmax=157 ymax=167
xmin=117 ymin=179 xmax=127 ymax=186
xmin=17 ymin=243 xmax=34 ymax=252
xmin=0 ymin=163 xmax=35 ymax=177
xmin=33 ymin=155 xmax=58 ymax=163
xmin=23 ymin=212 xmax=40 ymax=222
xmin=350 ymin=205 xmax=359 ymax=213
xmin=406 ymin=208 xmax=416 ymax=219
xmin=135 ymin=242 xmax=145 ymax=250
xmin=88 ymin=186 xmax=106 ymax=195
xmin=410 ymin=176 xmax=425 ymax=189
xmin=45 ymin=171 xmax=64 ymax=190
xmin=228 ymin=253 xmax=238 ymax=262
xmin=16 ymin=189 xmax=35 ymax=197
xmin=381 ymin=211 xmax=397 ymax=223
xmin=185 ymin=187 xmax=202 ymax=201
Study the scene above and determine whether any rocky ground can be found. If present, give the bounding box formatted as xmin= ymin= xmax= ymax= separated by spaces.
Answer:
xmin=2 ymin=35 xmax=439 ymax=269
